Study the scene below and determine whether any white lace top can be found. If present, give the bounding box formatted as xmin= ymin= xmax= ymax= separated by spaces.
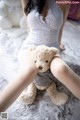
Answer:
xmin=20 ymin=0 xmax=63 ymax=51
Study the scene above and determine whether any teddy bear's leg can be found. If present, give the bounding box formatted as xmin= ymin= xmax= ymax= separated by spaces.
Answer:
xmin=19 ymin=82 xmax=37 ymax=104
xmin=46 ymin=82 xmax=68 ymax=105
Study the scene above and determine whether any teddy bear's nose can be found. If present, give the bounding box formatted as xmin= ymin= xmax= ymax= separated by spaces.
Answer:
xmin=39 ymin=66 xmax=43 ymax=70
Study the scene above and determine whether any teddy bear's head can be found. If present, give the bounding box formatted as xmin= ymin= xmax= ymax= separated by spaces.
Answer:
xmin=28 ymin=45 xmax=58 ymax=73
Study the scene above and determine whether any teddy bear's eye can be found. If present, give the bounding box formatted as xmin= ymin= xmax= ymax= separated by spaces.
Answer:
xmin=45 ymin=60 xmax=48 ymax=63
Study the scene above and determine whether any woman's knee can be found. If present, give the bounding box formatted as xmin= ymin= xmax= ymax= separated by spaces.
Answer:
xmin=20 ymin=64 xmax=38 ymax=75
xmin=18 ymin=51 xmax=38 ymax=74
xmin=50 ymin=58 xmax=68 ymax=77
xmin=28 ymin=65 xmax=38 ymax=75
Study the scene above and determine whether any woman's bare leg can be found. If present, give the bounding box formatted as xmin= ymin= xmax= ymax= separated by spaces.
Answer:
xmin=0 ymin=52 xmax=38 ymax=112
xmin=50 ymin=57 xmax=80 ymax=99
xmin=58 ymin=3 xmax=71 ymax=51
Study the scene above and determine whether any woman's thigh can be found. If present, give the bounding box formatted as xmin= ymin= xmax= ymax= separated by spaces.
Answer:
xmin=50 ymin=56 xmax=68 ymax=77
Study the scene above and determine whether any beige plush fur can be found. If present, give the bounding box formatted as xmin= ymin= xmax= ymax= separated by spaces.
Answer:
xmin=19 ymin=45 xmax=68 ymax=105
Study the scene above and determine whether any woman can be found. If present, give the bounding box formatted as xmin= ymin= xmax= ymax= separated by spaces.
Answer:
xmin=0 ymin=0 xmax=80 ymax=111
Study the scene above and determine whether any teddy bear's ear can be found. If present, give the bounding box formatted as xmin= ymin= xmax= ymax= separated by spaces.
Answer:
xmin=28 ymin=45 xmax=36 ymax=51
xmin=50 ymin=47 xmax=58 ymax=55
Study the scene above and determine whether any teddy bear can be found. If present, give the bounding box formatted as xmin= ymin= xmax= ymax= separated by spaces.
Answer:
xmin=0 ymin=0 xmax=27 ymax=29
xmin=19 ymin=45 xmax=68 ymax=106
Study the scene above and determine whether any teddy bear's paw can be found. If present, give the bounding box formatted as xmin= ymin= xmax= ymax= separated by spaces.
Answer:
xmin=19 ymin=91 xmax=37 ymax=104
xmin=19 ymin=83 xmax=37 ymax=104
xmin=51 ymin=92 xmax=68 ymax=106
